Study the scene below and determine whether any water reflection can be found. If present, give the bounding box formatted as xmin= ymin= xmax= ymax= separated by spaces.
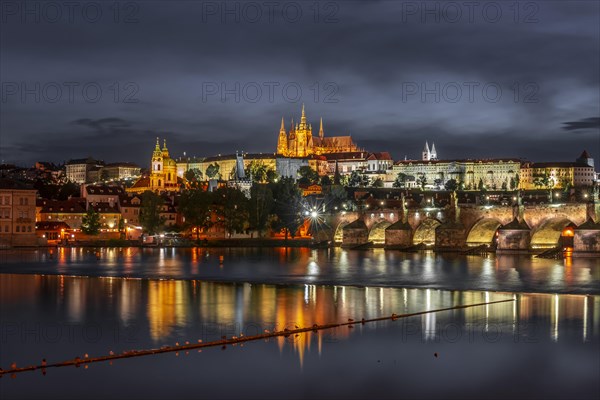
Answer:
xmin=1 ymin=248 xmax=598 ymax=295
xmin=1 ymin=274 xmax=598 ymax=399
xmin=1 ymin=274 xmax=597 ymax=353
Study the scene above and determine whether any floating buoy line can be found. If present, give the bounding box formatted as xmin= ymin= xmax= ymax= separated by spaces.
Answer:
xmin=0 ymin=299 xmax=514 ymax=377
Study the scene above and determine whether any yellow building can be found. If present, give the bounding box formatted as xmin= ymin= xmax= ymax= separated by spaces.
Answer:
xmin=277 ymin=105 xmax=359 ymax=157
xmin=0 ymin=179 xmax=37 ymax=247
xmin=128 ymin=138 xmax=180 ymax=194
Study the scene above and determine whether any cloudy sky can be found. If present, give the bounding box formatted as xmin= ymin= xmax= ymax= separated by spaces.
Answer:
xmin=1 ymin=1 xmax=599 ymax=167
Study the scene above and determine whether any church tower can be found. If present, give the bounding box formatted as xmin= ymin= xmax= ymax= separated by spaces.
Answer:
xmin=430 ymin=142 xmax=437 ymax=160
xmin=151 ymin=137 xmax=164 ymax=190
xmin=277 ymin=117 xmax=288 ymax=156
xmin=422 ymin=141 xmax=431 ymax=161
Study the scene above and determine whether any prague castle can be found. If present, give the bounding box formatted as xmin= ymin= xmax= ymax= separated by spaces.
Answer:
xmin=277 ymin=105 xmax=360 ymax=157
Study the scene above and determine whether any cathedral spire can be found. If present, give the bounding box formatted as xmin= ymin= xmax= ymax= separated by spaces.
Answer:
xmin=319 ymin=118 xmax=324 ymax=139
xmin=300 ymin=103 xmax=307 ymax=127
xmin=430 ymin=142 xmax=437 ymax=160
xmin=280 ymin=117 xmax=285 ymax=131
xmin=422 ymin=141 xmax=431 ymax=161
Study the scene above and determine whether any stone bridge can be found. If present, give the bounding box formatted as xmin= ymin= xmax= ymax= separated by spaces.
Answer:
xmin=316 ymin=200 xmax=600 ymax=255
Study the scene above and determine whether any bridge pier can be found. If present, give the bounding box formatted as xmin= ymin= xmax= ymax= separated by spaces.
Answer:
xmin=384 ymin=220 xmax=412 ymax=249
xmin=435 ymin=222 xmax=467 ymax=251
xmin=573 ymin=218 xmax=600 ymax=256
xmin=341 ymin=219 xmax=369 ymax=248
xmin=496 ymin=218 xmax=531 ymax=253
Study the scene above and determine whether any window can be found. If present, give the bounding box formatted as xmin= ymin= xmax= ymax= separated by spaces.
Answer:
xmin=24 ymin=198 xmax=28 ymax=205
xmin=16 ymin=226 xmax=20 ymax=232
xmin=4 ymin=225 xmax=8 ymax=232
xmin=27 ymin=226 xmax=31 ymax=232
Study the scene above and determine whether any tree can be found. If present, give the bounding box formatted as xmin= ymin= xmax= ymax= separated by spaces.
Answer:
xmin=118 ymin=216 xmax=125 ymax=239
xmin=81 ymin=207 xmax=101 ymax=235
xmin=214 ymin=187 xmax=249 ymax=237
xmin=333 ymin=162 xmax=341 ymax=185
xmin=249 ymin=184 xmax=274 ymax=236
xmin=266 ymin=168 xmax=278 ymax=183
xmin=271 ymin=177 xmax=303 ymax=240
xmin=372 ymin=178 xmax=384 ymax=188
xmin=325 ymin=185 xmax=348 ymax=210
xmin=297 ymin=166 xmax=319 ymax=185
xmin=139 ymin=191 xmax=165 ymax=234
xmin=348 ymin=170 xmax=369 ymax=187
xmin=57 ymin=181 xmax=80 ymax=200
xmin=185 ymin=168 xmax=203 ymax=185
xmin=248 ymin=160 xmax=268 ymax=183
xmin=418 ymin=174 xmax=427 ymax=190
xmin=206 ymin=163 xmax=220 ymax=180
xmin=444 ymin=179 xmax=458 ymax=191
xmin=501 ymin=179 xmax=508 ymax=191
xmin=179 ymin=189 xmax=213 ymax=240
xmin=509 ymin=176 xmax=516 ymax=190
xmin=478 ymin=178 xmax=486 ymax=191
xmin=393 ymin=173 xmax=408 ymax=188
xmin=320 ymin=175 xmax=332 ymax=186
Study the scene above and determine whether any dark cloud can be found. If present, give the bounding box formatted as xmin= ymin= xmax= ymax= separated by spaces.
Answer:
xmin=0 ymin=1 xmax=598 ymax=166
xmin=562 ymin=117 xmax=600 ymax=132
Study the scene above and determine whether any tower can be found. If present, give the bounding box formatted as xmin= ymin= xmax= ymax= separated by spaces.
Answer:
xmin=277 ymin=117 xmax=288 ymax=156
xmin=319 ymin=118 xmax=324 ymax=140
xmin=422 ymin=141 xmax=431 ymax=161
xmin=430 ymin=142 xmax=437 ymax=160
xmin=577 ymin=150 xmax=594 ymax=169
xmin=151 ymin=137 xmax=164 ymax=190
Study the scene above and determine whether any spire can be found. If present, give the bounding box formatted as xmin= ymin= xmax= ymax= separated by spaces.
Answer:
xmin=422 ymin=141 xmax=430 ymax=161
xmin=280 ymin=117 xmax=285 ymax=132
xmin=430 ymin=142 xmax=437 ymax=160
xmin=299 ymin=104 xmax=307 ymax=128
xmin=153 ymin=137 xmax=163 ymax=158
xmin=162 ymin=138 xmax=169 ymax=157
xmin=319 ymin=118 xmax=324 ymax=139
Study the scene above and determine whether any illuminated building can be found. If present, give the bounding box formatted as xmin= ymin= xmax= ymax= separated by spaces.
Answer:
xmin=65 ymin=157 xmax=105 ymax=184
xmin=277 ymin=105 xmax=360 ymax=157
xmin=0 ymin=178 xmax=37 ymax=246
xmin=128 ymin=138 xmax=180 ymax=194
xmin=520 ymin=151 xmax=596 ymax=189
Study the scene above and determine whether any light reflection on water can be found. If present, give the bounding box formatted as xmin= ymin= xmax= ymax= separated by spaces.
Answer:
xmin=0 ymin=247 xmax=598 ymax=294
xmin=0 ymin=274 xmax=598 ymax=399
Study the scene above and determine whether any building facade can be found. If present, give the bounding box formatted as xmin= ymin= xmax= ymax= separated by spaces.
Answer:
xmin=65 ymin=157 xmax=105 ymax=184
xmin=0 ymin=179 xmax=37 ymax=247
xmin=520 ymin=151 xmax=596 ymax=189
xmin=128 ymin=138 xmax=179 ymax=194
xmin=277 ymin=105 xmax=360 ymax=158
xmin=390 ymin=158 xmax=521 ymax=190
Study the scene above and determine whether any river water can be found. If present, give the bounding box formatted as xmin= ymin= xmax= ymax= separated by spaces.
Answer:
xmin=0 ymin=248 xmax=598 ymax=399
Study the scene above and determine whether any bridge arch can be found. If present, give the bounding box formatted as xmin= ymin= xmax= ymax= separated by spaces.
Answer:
xmin=530 ymin=217 xmax=576 ymax=249
xmin=466 ymin=218 xmax=502 ymax=247
xmin=333 ymin=221 xmax=349 ymax=244
xmin=368 ymin=220 xmax=392 ymax=245
xmin=413 ymin=219 xmax=441 ymax=246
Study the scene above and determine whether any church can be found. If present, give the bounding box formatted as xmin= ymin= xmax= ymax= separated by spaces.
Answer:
xmin=127 ymin=138 xmax=180 ymax=193
xmin=277 ymin=105 xmax=360 ymax=157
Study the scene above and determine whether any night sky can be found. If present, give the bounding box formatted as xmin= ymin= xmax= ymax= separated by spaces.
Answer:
xmin=1 ymin=1 xmax=599 ymax=167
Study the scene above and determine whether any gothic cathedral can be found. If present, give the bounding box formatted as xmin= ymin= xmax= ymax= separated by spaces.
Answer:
xmin=277 ymin=105 xmax=359 ymax=157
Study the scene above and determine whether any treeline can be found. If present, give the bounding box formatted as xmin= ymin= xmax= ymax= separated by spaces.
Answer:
xmin=140 ymin=178 xmax=349 ymax=239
